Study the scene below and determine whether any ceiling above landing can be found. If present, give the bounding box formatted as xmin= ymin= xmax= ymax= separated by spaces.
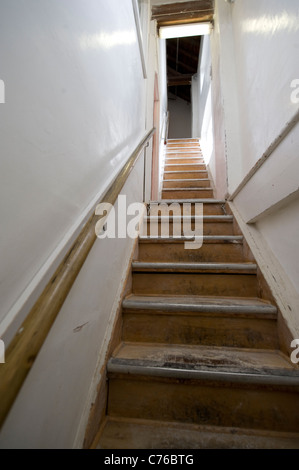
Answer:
xmin=151 ymin=0 xmax=214 ymax=27
xmin=151 ymin=1 xmax=214 ymax=103
xmin=167 ymin=36 xmax=201 ymax=102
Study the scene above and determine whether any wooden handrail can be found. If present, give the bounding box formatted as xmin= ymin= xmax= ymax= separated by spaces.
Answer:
xmin=0 ymin=128 xmax=155 ymax=428
xmin=164 ymin=111 xmax=170 ymax=145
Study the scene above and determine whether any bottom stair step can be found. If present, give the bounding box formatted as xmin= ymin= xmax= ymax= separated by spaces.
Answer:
xmin=107 ymin=343 xmax=299 ymax=433
xmin=96 ymin=417 xmax=299 ymax=449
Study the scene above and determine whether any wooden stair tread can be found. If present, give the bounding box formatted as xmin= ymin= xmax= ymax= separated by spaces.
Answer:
xmin=95 ymin=140 xmax=299 ymax=445
xmin=122 ymin=295 xmax=277 ymax=317
xmin=96 ymin=417 xmax=299 ymax=449
xmin=108 ymin=342 xmax=299 ymax=385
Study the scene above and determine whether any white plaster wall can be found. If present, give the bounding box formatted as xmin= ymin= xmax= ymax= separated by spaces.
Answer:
xmin=256 ymin=196 xmax=299 ymax=295
xmin=159 ymin=38 xmax=168 ymax=139
xmin=158 ymin=37 xmax=169 ymax=194
xmin=191 ymin=74 xmax=199 ymax=138
xmin=168 ymin=95 xmax=192 ymax=138
xmin=212 ymin=0 xmax=243 ymax=196
xmin=209 ymin=2 xmax=229 ymax=199
xmin=0 ymin=0 xmax=161 ymax=449
xmin=0 ymin=0 xmax=147 ymax=343
xmin=197 ymin=36 xmax=212 ymax=137
xmin=192 ymin=35 xmax=214 ymax=168
xmin=234 ymin=122 xmax=299 ymax=224
xmin=213 ymin=0 xmax=299 ymax=198
xmin=0 ymin=156 xmax=146 ymax=449
xmin=231 ymin=0 xmax=299 ymax=178
xmin=216 ymin=0 xmax=299 ymax=334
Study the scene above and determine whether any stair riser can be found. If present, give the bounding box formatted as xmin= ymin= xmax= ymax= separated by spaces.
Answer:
xmin=162 ymin=190 xmax=214 ymax=199
xmin=145 ymin=221 xmax=234 ymax=236
xmin=165 ymin=172 xmax=208 ymax=180
xmin=122 ymin=313 xmax=279 ymax=349
xmin=149 ymin=204 xmax=225 ymax=216
xmin=132 ymin=273 xmax=257 ymax=297
xmin=166 ymin=150 xmax=201 ymax=153
xmin=167 ymin=139 xmax=200 ymax=148
xmin=107 ymin=378 xmax=299 ymax=433
xmin=138 ymin=243 xmax=245 ymax=263
xmin=98 ymin=418 xmax=299 ymax=450
xmin=163 ymin=180 xmax=211 ymax=189
xmin=165 ymin=165 xmax=206 ymax=172
xmin=165 ymin=159 xmax=204 ymax=164
xmin=167 ymin=144 xmax=200 ymax=148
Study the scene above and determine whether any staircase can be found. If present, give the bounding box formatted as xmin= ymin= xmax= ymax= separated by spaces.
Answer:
xmin=95 ymin=139 xmax=299 ymax=449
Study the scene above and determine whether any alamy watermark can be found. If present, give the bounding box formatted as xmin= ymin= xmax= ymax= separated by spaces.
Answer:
xmin=0 ymin=339 xmax=5 ymax=363
xmin=0 ymin=79 xmax=5 ymax=104
xmin=290 ymin=79 xmax=299 ymax=104
xmin=95 ymin=195 xmax=203 ymax=250
xmin=291 ymin=339 xmax=299 ymax=365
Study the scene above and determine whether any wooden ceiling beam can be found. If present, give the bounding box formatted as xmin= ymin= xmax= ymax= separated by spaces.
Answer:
xmin=152 ymin=1 xmax=214 ymax=18
xmin=167 ymin=56 xmax=196 ymax=73
xmin=152 ymin=1 xmax=214 ymax=27
xmin=167 ymin=42 xmax=200 ymax=65
xmin=168 ymin=74 xmax=193 ymax=86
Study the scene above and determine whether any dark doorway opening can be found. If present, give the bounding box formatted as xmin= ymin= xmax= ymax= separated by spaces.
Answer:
xmin=167 ymin=36 xmax=201 ymax=138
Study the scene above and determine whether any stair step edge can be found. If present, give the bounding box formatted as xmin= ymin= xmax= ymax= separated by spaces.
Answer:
xmin=144 ymin=215 xmax=233 ymax=221
xmin=132 ymin=262 xmax=257 ymax=272
xmin=139 ymin=235 xmax=243 ymax=244
xmin=162 ymin=188 xmax=213 ymax=191
xmin=108 ymin=360 xmax=299 ymax=386
xmin=149 ymin=199 xmax=226 ymax=204
xmin=122 ymin=297 xmax=277 ymax=316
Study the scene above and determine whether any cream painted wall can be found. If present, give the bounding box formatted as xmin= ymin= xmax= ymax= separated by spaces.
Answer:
xmin=0 ymin=0 xmax=163 ymax=449
xmin=192 ymin=36 xmax=214 ymax=173
xmin=0 ymin=156 xmax=146 ymax=449
xmin=256 ymin=196 xmax=299 ymax=295
xmin=158 ymin=38 xmax=168 ymax=195
xmin=212 ymin=0 xmax=299 ymax=337
xmin=0 ymin=0 xmax=147 ymax=343
xmin=208 ymin=3 xmax=229 ymax=199
xmin=231 ymin=0 xmax=299 ymax=178
xmin=168 ymin=95 xmax=192 ymax=138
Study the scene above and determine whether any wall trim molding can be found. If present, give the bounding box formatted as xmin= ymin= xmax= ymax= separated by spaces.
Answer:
xmin=229 ymin=201 xmax=299 ymax=345
xmin=229 ymin=108 xmax=299 ymax=201
xmin=0 ymin=128 xmax=155 ymax=430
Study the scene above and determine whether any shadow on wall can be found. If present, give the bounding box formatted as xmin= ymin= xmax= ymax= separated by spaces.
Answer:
xmin=168 ymin=93 xmax=192 ymax=138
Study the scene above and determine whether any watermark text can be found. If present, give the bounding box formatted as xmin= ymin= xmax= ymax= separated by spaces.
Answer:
xmin=0 ymin=79 xmax=5 ymax=104
xmin=95 ymin=196 xmax=203 ymax=250
xmin=291 ymin=339 xmax=299 ymax=364
xmin=0 ymin=339 xmax=5 ymax=363
xmin=290 ymin=79 xmax=299 ymax=104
